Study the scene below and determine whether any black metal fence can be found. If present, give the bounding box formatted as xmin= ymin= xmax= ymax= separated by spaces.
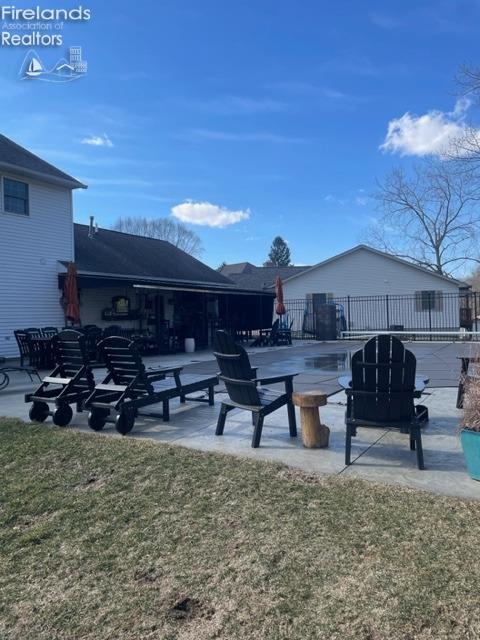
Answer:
xmin=284 ymin=292 xmax=480 ymax=341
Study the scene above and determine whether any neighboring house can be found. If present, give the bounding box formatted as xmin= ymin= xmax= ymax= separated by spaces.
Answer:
xmin=276 ymin=245 xmax=469 ymax=333
xmin=0 ymin=134 xmax=86 ymax=357
xmin=220 ymin=261 xmax=310 ymax=290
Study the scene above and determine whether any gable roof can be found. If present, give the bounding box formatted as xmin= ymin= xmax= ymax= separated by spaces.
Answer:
xmin=0 ymin=134 xmax=86 ymax=189
xmin=74 ymin=224 xmax=239 ymax=289
xmin=219 ymin=262 xmax=256 ymax=277
xmin=220 ymin=263 xmax=311 ymax=290
xmin=278 ymin=244 xmax=469 ymax=288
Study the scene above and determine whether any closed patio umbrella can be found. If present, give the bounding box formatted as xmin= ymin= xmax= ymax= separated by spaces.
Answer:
xmin=64 ymin=262 xmax=80 ymax=324
xmin=275 ymin=276 xmax=286 ymax=316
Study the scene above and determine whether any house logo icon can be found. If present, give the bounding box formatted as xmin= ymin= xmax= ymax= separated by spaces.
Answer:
xmin=20 ymin=47 xmax=88 ymax=82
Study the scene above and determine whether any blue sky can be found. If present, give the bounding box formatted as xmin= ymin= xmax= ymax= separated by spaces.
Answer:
xmin=1 ymin=0 xmax=480 ymax=268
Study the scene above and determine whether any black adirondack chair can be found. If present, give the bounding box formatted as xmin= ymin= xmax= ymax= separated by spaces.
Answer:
xmin=84 ymin=336 xmax=218 ymax=435
xmin=342 ymin=335 xmax=428 ymax=470
xmin=25 ymin=330 xmax=95 ymax=426
xmin=214 ymin=330 xmax=297 ymax=447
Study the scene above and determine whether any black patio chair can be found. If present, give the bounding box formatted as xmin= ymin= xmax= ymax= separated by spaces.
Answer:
xmin=41 ymin=326 xmax=59 ymax=338
xmin=340 ymin=334 xmax=429 ymax=470
xmin=14 ymin=330 xmax=32 ymax=367
xmin=213 ymin=330 xmax=298 ymax=448
xmin=84 ymin=336 xmax=218 ymax=435
xmin=25 ymin=330 xmax=95 ymax=426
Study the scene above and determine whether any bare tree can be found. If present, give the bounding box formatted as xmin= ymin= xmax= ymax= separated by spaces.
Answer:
xmin=466 ymin=265 xmax=480 ymax=291
xmin=112 ymin=216 xmax=203 ymax=257
xmin=366 ymin=160 xmax=480 ymax=276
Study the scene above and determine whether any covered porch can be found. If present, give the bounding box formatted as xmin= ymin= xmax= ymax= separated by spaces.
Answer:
xmin=58 ymin=271 xmax=275 ymax=352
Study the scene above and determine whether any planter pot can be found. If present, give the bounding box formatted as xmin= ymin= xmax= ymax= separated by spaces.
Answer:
xmin=184 ymin=338 xmax=195 ymax=353
xmin=461 ymin=428 xmax=480 ymax=481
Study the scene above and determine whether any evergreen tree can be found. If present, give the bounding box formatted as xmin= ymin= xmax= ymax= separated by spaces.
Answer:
xmin=268 ymin=236 xmax=291 ymax=266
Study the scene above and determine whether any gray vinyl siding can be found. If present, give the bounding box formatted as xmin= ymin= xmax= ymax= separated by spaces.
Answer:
xmin=282 ymin=247 xmax=461 ymax=332
xmin=0 ymin=172 xmax=73 ymax=358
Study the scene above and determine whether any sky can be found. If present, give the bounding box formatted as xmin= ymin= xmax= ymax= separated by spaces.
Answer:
xmin=1 ymin=0 xmax=480 ymax=268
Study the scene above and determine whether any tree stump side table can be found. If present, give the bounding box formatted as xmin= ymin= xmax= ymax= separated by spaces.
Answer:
xmin=292 ymin=390 xmax=330 ymax=448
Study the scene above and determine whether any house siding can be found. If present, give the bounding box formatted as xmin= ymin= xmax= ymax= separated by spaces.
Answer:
xmin=0 ymin=172 xmax=73 ymax=357
xmin=282 ymin=248 xmax=462 ymax=333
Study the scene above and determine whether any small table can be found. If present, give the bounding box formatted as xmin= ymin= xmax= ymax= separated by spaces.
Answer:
xmin=292 ymin=390 xmax=330 ymax=448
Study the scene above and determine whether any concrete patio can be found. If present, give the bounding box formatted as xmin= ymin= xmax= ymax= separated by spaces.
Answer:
xmin=1 ymin=340 xmax=479 ymax=500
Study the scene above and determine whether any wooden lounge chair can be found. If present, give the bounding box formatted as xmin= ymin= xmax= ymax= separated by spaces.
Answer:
xmin=339 ymin=334 xmax=429 ymax=470
xmin=84 ymin=336 xmax=218 ymax=434
xmin=214 ymin=330 xmax=297 ymax=447
xmin=25 ymin=330 xmax=95 ymax=426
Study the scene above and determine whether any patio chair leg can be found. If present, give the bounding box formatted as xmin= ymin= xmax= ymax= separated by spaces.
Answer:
xmin=410 ymin=435 xmax=415 ymax=451
xmin=345 ymin=425 xmax=353 ymax=465
xmin=208 ymin=385 xmax=215 ymax=406
xmin=216 ymin=403 xmax=228 ymax=436
xmin=287 ymin=401 xmax=297 ymax=437
xmin=162 ymin=399 xmax=170 ymax=422
xmin=180 ymin=393 xmax=186 ymax=404
xmin=415 ymin=430 xmax=425 ymax=470
xmin=252 ymin=413 xmax=264 ymax=448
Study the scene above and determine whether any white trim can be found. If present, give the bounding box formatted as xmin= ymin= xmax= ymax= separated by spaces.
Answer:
xmin=277 ymin=244 xmax=468 ymax=288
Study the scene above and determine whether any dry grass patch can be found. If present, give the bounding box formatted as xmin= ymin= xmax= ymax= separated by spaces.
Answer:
xmin=1 ymin=418 xmax=480 ymax=639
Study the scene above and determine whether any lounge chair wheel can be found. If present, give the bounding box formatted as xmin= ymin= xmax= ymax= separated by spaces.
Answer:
xmin=88 ymin=409 xmax=108 ymax=431
xmin=29 ymin=401 xmax=49 ymax=423
xmin=52 ymin=404 xmax=73 ymax=427
xmin=115 ymin=411 xmax=135 ymax=435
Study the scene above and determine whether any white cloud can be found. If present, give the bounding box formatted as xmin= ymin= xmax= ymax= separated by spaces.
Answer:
xmin=171 ymin=200 xmax=250 ymax=228
xmin=380 ymin=99 xmax=473 ymax=157
xmin=81 ymin=133 xmax=114 ymax=148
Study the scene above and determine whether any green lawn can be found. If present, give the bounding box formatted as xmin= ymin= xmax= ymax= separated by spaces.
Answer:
xmin=1 ymin=418 xmax=480 ymax=639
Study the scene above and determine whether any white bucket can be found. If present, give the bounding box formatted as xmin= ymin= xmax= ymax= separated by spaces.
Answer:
xmin=184 ymin=338 xmax=195 ymax=353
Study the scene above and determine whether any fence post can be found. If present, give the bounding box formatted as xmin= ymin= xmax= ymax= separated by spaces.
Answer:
xmin=428 ymin=292 xmax=433 ymax=340
xmin=473 ymin=291 xmax=478 ymax=331
xmin=385 ymin=294 xmax=390 ymax=330
xmin=347 ymin=296 xmax=351 ymax=332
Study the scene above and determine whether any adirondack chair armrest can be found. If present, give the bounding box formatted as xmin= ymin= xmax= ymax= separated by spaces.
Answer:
xmin=338 ymin=376 xmax=352 ymax=389
xmin=255 ymin=373 xmax=298 ymax=386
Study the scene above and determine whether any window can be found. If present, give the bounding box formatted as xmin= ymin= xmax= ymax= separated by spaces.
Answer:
xmin=415 ymin=290 xmax=443 ymax=312
xmin=3 ymin=178 xmax=29 ymax=215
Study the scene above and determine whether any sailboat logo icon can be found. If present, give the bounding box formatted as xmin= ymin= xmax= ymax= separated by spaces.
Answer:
xmin=19 ymin=48 xmax=87 ymax=82
xmin=25 ymin=56 xmax=44 ymax=77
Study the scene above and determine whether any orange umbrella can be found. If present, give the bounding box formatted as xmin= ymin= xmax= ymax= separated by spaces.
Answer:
xmin=64 ymin=262 xmax=80 ymax=324
xmin=275 ymin=276 xmax=286 ymax=316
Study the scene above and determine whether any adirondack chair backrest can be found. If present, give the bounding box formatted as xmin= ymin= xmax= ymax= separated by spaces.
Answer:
xmin=98 ymin=336 xmax=153 ymax=393
xmin=350 ymin=334 xmax=416 ymax=422
xmin=52 ymin=330 xmax=95 ymax=390
xmin=214 ymin=330 xmax=261 ymax=406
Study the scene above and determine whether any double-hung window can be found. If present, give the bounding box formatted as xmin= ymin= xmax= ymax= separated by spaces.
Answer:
xmin=3 ymin=177 xmax=29 ymax=215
